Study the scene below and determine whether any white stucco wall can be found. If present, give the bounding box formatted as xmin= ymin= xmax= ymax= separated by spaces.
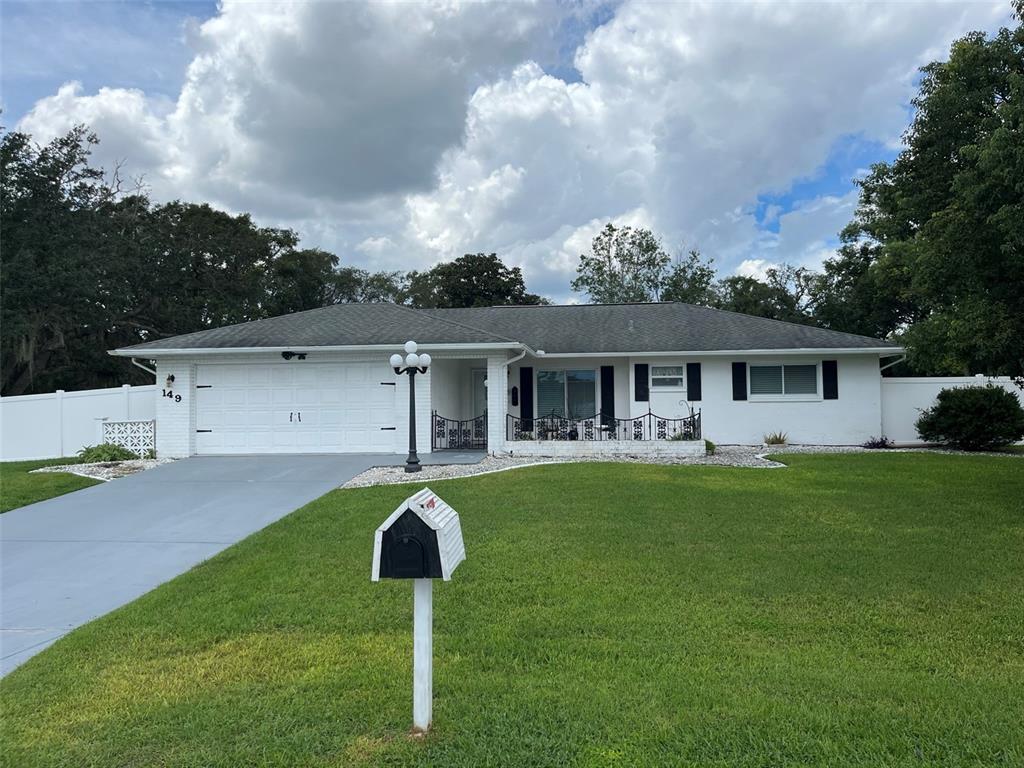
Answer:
xmin=689 ymin=355 xmax=882 ymax=445
xmin=880 ymin=376 xmax=1021 ymax=444
xmin=155 ymin=360 xmax=195 ymax=458
xmin=505 ymin=352 xmax=885 ymax=446
xmin=429 ymin=357 xmax=485 ymax=422
xmin=504 ymin=439 xmax=704 ymax=457
xmin=151 ymin=349 xmax=516 ymax=457
xmin=148 ymin=349 xmax=914 ymax=455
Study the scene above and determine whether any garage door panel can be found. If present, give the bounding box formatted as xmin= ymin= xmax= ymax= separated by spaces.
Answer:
xmin=196 ymin=363 xmax=396 ymax=455
xmin=271 ymin=368 xmax=293 ymax=386
xmin=246 ymin=367 xmax=271 ymax=385
xmin=271 ymin=388 xmax=295 ymax=405
xmin=246 ymin=389 xmax=270 ymax=406
xmin=222 ymin=389 xmax=250 ymax=406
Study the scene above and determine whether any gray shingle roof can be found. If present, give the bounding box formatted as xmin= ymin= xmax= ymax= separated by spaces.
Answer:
xmin=116 ymin=303 xmax=514 ymax=352
xmin=114 ymin=301 xmax=897 ymax=354
xmin=424 ymin=303 xmax=898 ymax=353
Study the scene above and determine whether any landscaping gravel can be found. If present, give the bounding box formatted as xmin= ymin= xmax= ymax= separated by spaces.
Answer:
xmin=31 ymin=458 xmax=174 ymax=482
xmin=341 ymin=444 xmax=1021 ymax=488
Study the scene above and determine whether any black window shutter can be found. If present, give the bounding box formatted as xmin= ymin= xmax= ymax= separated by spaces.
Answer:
xmin=600 ymin=366 xmax=615 ymax=424
xmin=634 ymin=364 xmax=649 ymax=402
xmin=731 ymin=362 xmax=747 ymax=401
xmin=519 ymin=366 xmax=534 ymax=428
xmin=686 ymin=362 xmax=702 ymax=401
xmin=822 ymin=360 xmax=839 ymax=400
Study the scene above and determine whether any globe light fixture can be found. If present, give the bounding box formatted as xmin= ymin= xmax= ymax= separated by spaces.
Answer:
xmin=390 ymin=341 xmax=431 ymax=473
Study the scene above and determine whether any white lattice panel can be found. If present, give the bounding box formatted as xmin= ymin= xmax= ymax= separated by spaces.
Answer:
xmin=102 ymin=420 xmax=156 ymax=455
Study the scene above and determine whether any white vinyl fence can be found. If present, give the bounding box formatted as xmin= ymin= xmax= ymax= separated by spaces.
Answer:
xmin=0 ymin=385 xmax=156 ymax=461
xmin=880 ymin=376 xmax=1021 ymax=444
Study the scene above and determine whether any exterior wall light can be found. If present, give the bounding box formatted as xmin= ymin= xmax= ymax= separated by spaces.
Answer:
xmin=165 ymin=374 xmax=175 ymax=389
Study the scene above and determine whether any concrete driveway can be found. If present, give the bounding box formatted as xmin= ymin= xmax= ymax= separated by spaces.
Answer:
xmin=0 ymin=452 xmax=478 ymax=675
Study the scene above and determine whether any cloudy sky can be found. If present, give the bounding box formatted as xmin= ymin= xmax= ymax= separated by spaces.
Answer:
xmin=1 ymin=1 xmax=1013 ymax=302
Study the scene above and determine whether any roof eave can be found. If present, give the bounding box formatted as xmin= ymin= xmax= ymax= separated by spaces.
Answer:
xmin=109 ymin=342 xmax=524 ymax=357
xmin=527 ymin=346 xmax=904 ymax=358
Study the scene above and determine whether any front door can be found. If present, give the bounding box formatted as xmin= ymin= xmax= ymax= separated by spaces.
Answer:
xmin=471 ymin=369 xmax=487 ymax=417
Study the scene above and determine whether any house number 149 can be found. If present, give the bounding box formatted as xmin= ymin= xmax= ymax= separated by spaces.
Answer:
xmin=162 ymin=389 xmax=182 ymax=403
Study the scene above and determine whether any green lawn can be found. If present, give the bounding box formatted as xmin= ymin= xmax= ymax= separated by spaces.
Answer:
xmin=0 ymin=458 xmax=98 ymax=513
xmin=2 ymin=455 xmax=1023 ymax=767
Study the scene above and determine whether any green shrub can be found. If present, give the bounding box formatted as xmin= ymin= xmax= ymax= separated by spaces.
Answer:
xmin=763 ymin=431 xmax=788 ymax=445
xmin=915 ymin=385 xmax=1024 ymax=451
xmin=862 ymin=436 xmax=894 ymax=449
xmin=77 ymin=443 xmax=139 ymax=462
xmin=705 ymin=439 xmax=716 ymax=455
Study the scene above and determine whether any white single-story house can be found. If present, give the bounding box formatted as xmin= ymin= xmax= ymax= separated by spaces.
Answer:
xmin=109 ymin=302 xmax=904 ymax=458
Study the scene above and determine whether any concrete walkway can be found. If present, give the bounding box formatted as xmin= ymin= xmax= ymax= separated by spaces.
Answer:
xmin=0 ymin=452 xmax=482 ymax=676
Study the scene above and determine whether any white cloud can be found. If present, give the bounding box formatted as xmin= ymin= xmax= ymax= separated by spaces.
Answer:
xmin=735 ymin=259 xmax=778 ymax=281
xmin=18 ymin=82 xmax=171 ymax=175
xmin=13 ymin=0 xmax=1012 ymax=302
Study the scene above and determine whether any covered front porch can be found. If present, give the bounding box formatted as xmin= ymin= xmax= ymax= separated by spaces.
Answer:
xmin=429 ymin=357 xmax=489 ymax=451
xmin=428 ymin=353 xmax=704 ymax=456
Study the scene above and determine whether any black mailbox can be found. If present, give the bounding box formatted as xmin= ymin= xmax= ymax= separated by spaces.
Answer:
xmin=380 ymin=509 xmax=443 ymax=579
xmin=372 ymin=488 xmax=465 ymax=581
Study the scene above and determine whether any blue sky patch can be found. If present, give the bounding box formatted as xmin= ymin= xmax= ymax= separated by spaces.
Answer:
xmin=753 ymin=133 xmax=899 ymax=234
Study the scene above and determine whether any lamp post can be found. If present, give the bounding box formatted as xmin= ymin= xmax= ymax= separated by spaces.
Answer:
xmin=390 ymin=341 xmax=431 ymax=473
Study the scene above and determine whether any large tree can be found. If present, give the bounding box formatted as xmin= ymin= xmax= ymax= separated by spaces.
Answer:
xmin=660 ymin=250 xmax=718 ymax=305
xmin=817 ymin=12 xmax=1024 ymax=375
xmin=1 ymin=126 xmax=116 ymax=394
xmin=0 ymin=126 xmax=384 ymax=394
xmin=404 ymin=252 xmax=544 ymax=308
xmin=715 ymin=265 xmax=815 ymax=323
xmin=571 ymin=224 xmax=671 ymax=303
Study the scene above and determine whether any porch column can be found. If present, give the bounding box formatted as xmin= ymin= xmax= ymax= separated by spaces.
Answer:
xmin=485 ymin=354 xmax=508 ymax=454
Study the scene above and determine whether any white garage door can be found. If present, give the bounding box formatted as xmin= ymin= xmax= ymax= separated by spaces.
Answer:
xmin=195 ymin=363 xmax=397 ymax=454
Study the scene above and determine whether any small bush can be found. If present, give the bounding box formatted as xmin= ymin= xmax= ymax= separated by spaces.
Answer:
xmin=705 ymin=439 xmax=716 ymax=455
xmin=668 ymin=431 xmax=693 ymax=441
xmin=862 ymin=436 xmax=894 ymax=449
xmin=77 ymin=443 xmax=139 ymax=462
xmin=915 ymin=385 xmax=1024 ymax=451
xmin=763 ymin=431 xmax=788 ymax=445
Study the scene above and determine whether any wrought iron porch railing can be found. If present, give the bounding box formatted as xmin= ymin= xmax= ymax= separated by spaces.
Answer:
xmin=507 ymin=409 xmax=701 ymax=442
xmin=432 ymin=412 xmax=487 ymax=450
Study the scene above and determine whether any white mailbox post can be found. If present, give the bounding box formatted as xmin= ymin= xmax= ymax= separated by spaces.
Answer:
xmin=372 ymin=487 xmax=465 ymax=732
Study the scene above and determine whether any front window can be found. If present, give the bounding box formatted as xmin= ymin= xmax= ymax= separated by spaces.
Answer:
xmin=651 ymin=365 xmax=685 ymax=388
xmin=750 ymin=364 xmax=818 ymax=396
xmin=536 ymin=369 xmax=596 ymax=418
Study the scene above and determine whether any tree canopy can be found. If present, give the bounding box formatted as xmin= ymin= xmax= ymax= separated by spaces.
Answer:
xmin=569 ymin=9 xmax=1023 ymax=377
xmin=818 ymin=13 xmax=1024 ymax=375
xmin=404 ymin=253 xmax=545 ymax=308
xmin=0 ymin=126 xmax=545 ymax=395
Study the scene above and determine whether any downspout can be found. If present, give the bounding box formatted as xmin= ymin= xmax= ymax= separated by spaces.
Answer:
xmin=493 ymin=345 xmax=531 ymax=456
xmin=879 ymin=354 xmax=906 ymax=373
xmin=505 ymin=345 xmax=530 ymax=368
xmin=131 ymin=358 xmax=157 ymax=377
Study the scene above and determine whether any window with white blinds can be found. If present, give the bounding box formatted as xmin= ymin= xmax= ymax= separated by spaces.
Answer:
xmin=536 ymin=370 xmax=597 ymax=417
xmin=537 ymin=371 xmax=566 ymax=416
xmin=749 ymin=365 xmax=783 ymax=395
xmin=749 ymin=364 xmax=818 ymax=397
xmin=783 ymin=365 xmax=817 ymax=395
